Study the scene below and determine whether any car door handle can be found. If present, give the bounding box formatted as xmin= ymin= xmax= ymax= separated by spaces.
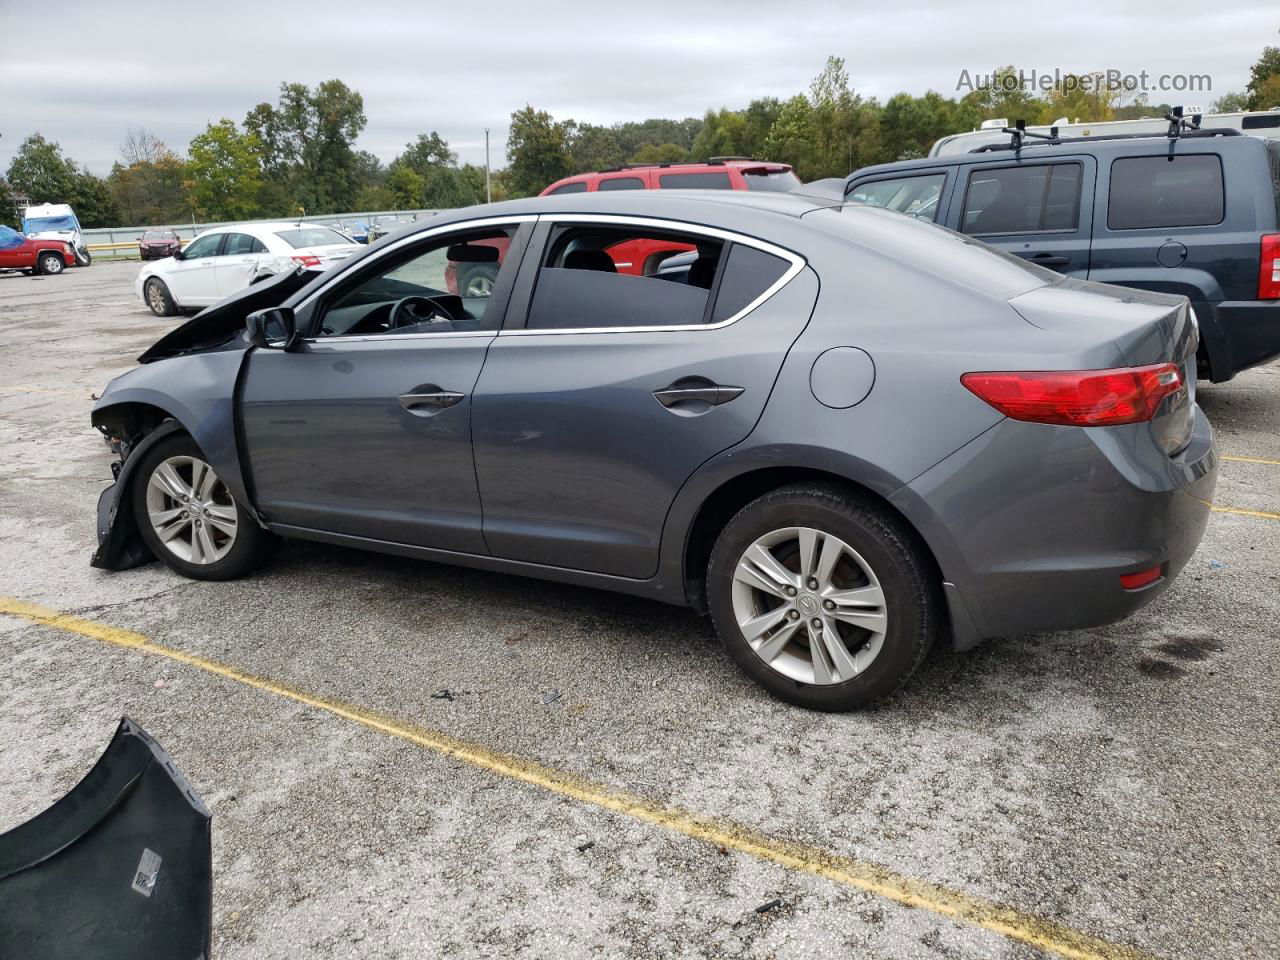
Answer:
xmin=398 ymin=387 xmax=465 ymax=416
xmin=653 ymin=378 xmax=745 ymax=415
xmin=1024 ymin=253 xmax=1071 ymax=267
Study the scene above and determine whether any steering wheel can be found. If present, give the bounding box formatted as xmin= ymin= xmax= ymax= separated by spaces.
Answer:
xmin=388 ymin=295 xmax=457 ymax=330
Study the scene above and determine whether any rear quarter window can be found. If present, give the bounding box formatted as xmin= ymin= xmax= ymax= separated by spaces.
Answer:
xmin=710 ymin=245 xmax=792 ymax=322
xmin=659 ymin=172 xmax=733 ymax=189
xmin=1107 ymin=154 xmax=1225 ymax=229
xmin=547 ymin=181 xmax=588 ymax=195
xmin=597 ymin=177 xmax=645 ymax=191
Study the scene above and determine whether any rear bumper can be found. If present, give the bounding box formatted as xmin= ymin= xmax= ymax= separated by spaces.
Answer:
xmin=892 ymin=407 xmax=1217 ymax=647
xmin=1196 ymin=300 xmax=1280 ymax=381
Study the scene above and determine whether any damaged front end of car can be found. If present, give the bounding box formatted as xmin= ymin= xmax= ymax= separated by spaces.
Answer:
xmin=0 ymin=718 xmax=212 ymax=960
xmin=92 ymin=267 xmax=319 ymax=570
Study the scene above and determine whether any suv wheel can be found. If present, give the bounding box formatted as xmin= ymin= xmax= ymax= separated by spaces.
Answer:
xmin=145 ymin=278 xmax=177 ymax=316
xmin=131 ymin=434 xmax=273 ymax=581
xmin=707 ymin=483 xmax=937 ymax=711
xmin=37 ymin=252 xmax=65 ymax=276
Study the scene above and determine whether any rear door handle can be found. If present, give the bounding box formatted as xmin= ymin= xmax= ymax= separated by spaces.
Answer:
xmin=653 ymin=378 xmax=745 ymax=415
xmin=1023 ymin=253 xmax=1071 ymax=268
xmin=398 ymin=386 xmax=465 ymax=416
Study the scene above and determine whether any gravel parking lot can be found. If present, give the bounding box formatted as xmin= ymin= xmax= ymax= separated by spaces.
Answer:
xmin=1 ymin=259 xmax=1277 ymax=959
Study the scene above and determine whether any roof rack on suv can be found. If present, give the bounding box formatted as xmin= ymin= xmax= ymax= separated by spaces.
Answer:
xmin=971 ymin=125 xmax=1243 ymax=153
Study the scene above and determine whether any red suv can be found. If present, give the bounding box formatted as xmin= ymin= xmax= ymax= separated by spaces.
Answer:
xmin=445 ymin=159 xmax=799 ymax=296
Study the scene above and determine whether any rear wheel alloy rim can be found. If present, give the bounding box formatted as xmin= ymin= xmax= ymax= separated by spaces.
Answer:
xmin=146 ymin=281 xmax=164 ymax=312
xmin=145 ymin=455 xmax=238 ymax=564
xmin=730 ymin=526 xmax=887 ymax=685
xmin=464 ymin=273 xmax=494 ymax=297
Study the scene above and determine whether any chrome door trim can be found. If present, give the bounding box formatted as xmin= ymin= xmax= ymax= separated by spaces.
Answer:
xmin=496 ymin=213 xmax=807 ymax=337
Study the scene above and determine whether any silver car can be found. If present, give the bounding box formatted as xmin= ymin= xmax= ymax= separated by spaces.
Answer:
xmin=91 ymin=191 xmax=1217 ymax=710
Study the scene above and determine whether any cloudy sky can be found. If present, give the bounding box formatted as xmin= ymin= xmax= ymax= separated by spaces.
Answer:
xmin=0 ymin=1 xmax=1273 ymax=175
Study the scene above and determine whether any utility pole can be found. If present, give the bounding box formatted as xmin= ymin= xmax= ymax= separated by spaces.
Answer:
xmin=484 ymin=128 xmax=492 ymax=204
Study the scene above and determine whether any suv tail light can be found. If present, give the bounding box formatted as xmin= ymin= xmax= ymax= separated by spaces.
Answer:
xmin=291 ymin=254 xmax=322 ymax=268
xmin=961 ymin=363 xmax=1184 ymax=426
xmin=1258 ymin=234 xmax=1280 ymax=299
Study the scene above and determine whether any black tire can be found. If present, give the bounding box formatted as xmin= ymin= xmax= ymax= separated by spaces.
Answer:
xmin=75 ymin=246 xmax=92 ymax=266
xmin=456 ymin=263 xmax=499 ymax=299
xmin=144 ymin=277 xmax=178 ymax=316
xmin=707 ymin=483 xmax=938 ymax=711
xmin=37 ymin=252 xmax=65 ymax=276
xmin=131 ymin=433 xmax=274 ymax=581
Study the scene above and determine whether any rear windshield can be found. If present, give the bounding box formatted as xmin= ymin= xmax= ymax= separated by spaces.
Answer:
xmin=273 ymin=227 xmax=351 ymax=248
xmin=743 ymin=170 xmax=801 ymax=192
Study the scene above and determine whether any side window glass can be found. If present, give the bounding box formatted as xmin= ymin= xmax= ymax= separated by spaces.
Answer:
xmin=1107 ymin=155 xmax=1225 ymax=229
xmin=710 ymin=244 xmax=792 ymax=323
xmin=223 ymin=233 xmax=258 ymax=255
xmin=548 ymin=181 xmax=588 ymax=195
xmin=658 ymin=172 xmax=733 ymax=189
xmin=962 ymin=164 xmax=1081 ymax=235
xmin=597 ymin=177 xmax=646 ymax=191
xmin=250 ymin=237 xmax=267 ymax=254
xmin=846 ymin=174 xmax=946 ymax=222
xmin=526 ymin=225 xmax=722 ymax=330
xmin=317 ymin=227 xmax=517 ymax=338
xmin=183 ymin=235 xmax=222 ymax=258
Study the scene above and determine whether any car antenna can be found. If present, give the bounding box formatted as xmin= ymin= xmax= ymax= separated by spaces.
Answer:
xmin=1000 ymin=119 xmax=1060 ymax=152
xmin=1163 ymin=105 xmax=1202 ymax=139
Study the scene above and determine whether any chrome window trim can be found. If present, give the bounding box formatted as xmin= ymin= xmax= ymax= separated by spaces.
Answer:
xmin=297 ymin=215 xmax=538 ymax=343
xmin=499 ymin=213 xmax=807 ymax=337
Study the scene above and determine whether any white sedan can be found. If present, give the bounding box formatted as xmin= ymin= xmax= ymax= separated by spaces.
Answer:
xmin=136 ymin=223 xmax=360 ymax=316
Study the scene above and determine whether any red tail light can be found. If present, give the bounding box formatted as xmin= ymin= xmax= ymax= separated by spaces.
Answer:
xmin=961 ymin=363 xmax=1183 ymax=426
xmin=1119 ymin=565 xmax=1164 ymax=590
xmin=1259 ymin=234 xmax=1280 ymax=299
xmin=291 ymin=254 xmax=322 ymax=268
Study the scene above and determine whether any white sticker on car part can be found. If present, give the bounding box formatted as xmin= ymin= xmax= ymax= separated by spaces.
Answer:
xmin=131 ymin=847 xmax=162 ymax=897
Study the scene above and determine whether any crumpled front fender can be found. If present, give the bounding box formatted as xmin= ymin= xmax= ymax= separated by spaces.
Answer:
xmin=0 ymin=718 xmax=212 ymax=960
xmin=91 ymin=419 xmax=185 ymax=570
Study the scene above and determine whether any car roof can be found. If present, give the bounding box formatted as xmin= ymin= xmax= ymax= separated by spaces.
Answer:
xmin=845 ymin=129 xmax=1265 ymax=186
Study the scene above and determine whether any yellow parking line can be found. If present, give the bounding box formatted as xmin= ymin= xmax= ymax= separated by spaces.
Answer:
xmin=0 ymin=597 xmax=1148 ymax=960
xmin=1222 ymin=454 xmax=1280 ymax=467
xmin=1212 ymin=505 xmax=1280 ymax=521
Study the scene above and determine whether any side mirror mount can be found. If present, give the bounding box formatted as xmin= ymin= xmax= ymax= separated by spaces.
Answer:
xmin=172 ymin=248 xmax=184 ymax=261
xmin=246 ymin=307 xmax=301 ymax=351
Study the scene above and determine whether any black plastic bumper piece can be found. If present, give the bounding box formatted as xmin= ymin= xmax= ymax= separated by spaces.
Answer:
xmin=0 ymin=717 xmax=212 ymax=959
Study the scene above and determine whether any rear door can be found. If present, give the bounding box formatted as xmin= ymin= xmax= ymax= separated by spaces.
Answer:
xmin=950 ymin=156 xmax=1096 ymax=277
xmin=214 ymin=232 xmax=268 ymax=297
xmin=164 ymin=233 xmax=225 ymax=305
xmin=470 ymin=216 xmax=816 ymax=579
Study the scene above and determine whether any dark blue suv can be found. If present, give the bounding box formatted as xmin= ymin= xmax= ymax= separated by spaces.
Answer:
xmin=842 ymin=130 xmax=1280 ymax=381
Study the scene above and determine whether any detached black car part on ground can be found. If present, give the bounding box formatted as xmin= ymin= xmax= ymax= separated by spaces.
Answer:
xmin=0 ymin=718 xmax=212 ymax=960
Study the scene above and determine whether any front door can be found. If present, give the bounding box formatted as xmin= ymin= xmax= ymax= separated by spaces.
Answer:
xmin=947 ymin=156 xmax=1097 ymax=278
xmin=239 ymin=219 xmax=533 ymax=552
xmin=471 ymin=217 xmax=817 ymax=579
xmin=164 ymin=232 xmax=225 ymax=305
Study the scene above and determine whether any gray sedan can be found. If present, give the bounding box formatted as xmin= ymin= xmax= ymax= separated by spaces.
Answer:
xmin=90 ymin=191 xmax=1217 ymax=710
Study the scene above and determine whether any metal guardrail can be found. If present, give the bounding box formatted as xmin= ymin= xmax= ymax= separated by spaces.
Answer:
xmin=82 ymin=208 xmax=440 ymax=261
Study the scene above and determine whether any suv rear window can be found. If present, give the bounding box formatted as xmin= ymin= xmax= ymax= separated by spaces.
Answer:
xmin=597 ymin=177 xmax=645 ymax=191
xmin=743 ymin=170 xmax=801 ymax=192
xmin=547 ymin=181 xmax=588 ymax=195
xmin=659 ymin=172 xmax=733 ymax=189
xmin=961 ymin=163 xmax=1081 ymax=235
xmin=1107 ymin=155 xmax=1225 ymax=229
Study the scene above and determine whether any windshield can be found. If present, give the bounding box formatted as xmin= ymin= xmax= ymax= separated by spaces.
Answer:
xmin=24 ymin=215 xmax=79 ymax=233
xmin=743 ymin=170 xmax=802 ymax=192
xmin=273 ymin=227 xmax=351 ymax=249
xmin=143 ymin=231 xmax=175 ymax=240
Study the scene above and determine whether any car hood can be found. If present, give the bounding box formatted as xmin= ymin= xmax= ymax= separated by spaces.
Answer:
xmin=138 ymin=266 xmax=319 ymax=363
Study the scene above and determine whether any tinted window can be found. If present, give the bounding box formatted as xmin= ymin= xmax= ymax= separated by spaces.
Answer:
xmin=1107 ymin=155 xmax=1225 ymax=229
xmin=710 ymin=244 xmax=792 ymax=323
xmin=526 ymin=225 xmax=723 ymax=329
xmin=659 ymin=172 xmax=733 ymax=189
xmin=1242 ymin=114 xmax=1280 ymax=129
xmin=317 ymin=227 xmax=516 ymax=337
xmin=183 ymin=234 xmax=223 ymax=258
xmin=743 ymin=170 xmax=802 ymax=192
xmin=0 ymin=225 xmax=22 ymax=248
xmin=274 ymin=227 xmax=351 ymax=248
xmin=962 ymin=164 xmax=1081 ymax=235
xmin=548 ymin=181 xmax=588 ymax=195
xmin=222 ymin=232 xmax=260 ymax=255
xmin=597 ymin=177 xmax=645 ymax=191
xmin=847 ymin=173 xmax=946 ymax=222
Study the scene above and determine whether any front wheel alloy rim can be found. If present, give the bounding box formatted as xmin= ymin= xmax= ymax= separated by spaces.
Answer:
xmin=730 ymin=526 xmax=888 ymax=685
xmin=145 ymin=455 xmax=238 ymax=564
xmin=146 ymin=281 xmax=164 ymax=312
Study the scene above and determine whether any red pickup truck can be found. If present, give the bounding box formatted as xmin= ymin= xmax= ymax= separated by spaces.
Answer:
xmin=446 ymin=158 xmax=800 ymax=296
xmin=0 ymin=225 xmax=76 ymax=276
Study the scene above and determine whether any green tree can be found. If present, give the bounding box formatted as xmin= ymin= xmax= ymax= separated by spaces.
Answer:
xmin=384 ymin=164 xmax=424 ymax=208
xmin=6 ymin=133 xmax=80 ymax=203
xmin=186 ymin=119 xmax=264 ymax=220
xmin=506 ymin=106 xmax=573 ymax=196
xmin=108 ymin=130 xmax=190 ymax=225
xmin=1247 ymin=35 xmax=1280 ymax=110
xmin=630 ymin=142 xmax=687 ymax=165
xmin=398 ymin=132 xmax=456 ymax=172
xmin=568 ymin=123 xmax=626 ymax=173
xmin=762 ymin=95 xmax=818 ymax=178
xmin=1213 ymin=91 xmax=1251 ymax=113
xmin=0 ymin=180 xmax=18 ymax=228
xmin=691 ymin=108 xmax=750 ymax=159
xmin=960 ymin=65 xmax=1049 ymax=125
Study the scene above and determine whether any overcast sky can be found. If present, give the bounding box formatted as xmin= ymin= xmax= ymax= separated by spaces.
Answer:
xmin=1 ymin=1 xmax=1273 ymax=175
